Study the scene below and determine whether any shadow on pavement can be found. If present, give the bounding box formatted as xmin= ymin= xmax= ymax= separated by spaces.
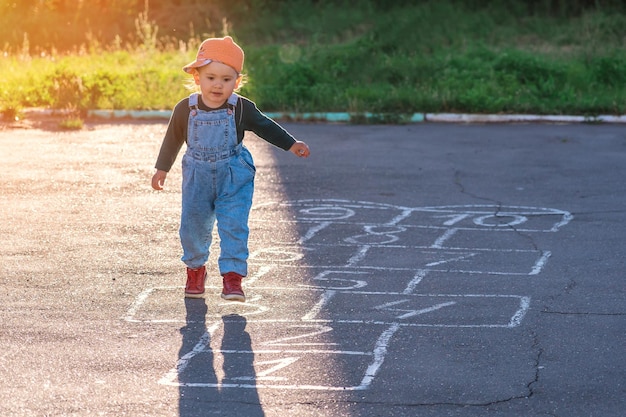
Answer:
xmin=178 ymin=299 xmax=265 ymax=417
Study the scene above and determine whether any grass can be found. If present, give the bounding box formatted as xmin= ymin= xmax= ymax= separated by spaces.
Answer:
xmin=1 ymin=1 xmax=625 ymax=120
xmin=58 ymin=116 xmax=84 ymax=130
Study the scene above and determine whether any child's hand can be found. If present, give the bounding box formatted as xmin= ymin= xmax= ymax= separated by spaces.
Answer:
xmin=289 ymin=141 xmax=310 ymax=158
xmin=151 ymin=170 xmax=167 ymax=190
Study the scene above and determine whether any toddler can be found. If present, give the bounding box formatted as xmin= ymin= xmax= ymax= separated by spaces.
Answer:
xmin=151 ymin=36 xmax=310 ymax=301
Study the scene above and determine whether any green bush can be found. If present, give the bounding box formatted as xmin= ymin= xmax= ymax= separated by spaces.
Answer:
xmin=0 ymin=0 xmax=625 ymax=116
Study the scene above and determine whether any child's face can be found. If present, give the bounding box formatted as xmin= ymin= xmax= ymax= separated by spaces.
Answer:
xmin=194 ymin=61 xmax=241 ymax=108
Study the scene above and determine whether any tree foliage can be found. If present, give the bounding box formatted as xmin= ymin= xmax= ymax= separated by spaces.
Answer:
xmin=1 ymin=0 xmax=624 ymax=53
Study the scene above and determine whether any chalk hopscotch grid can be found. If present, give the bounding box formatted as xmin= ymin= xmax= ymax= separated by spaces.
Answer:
xmin=249 ymin=201 xmax=570 ymax=276
xmin=125 ymin=200 xmax=571 ymax=390
xmin=139 ymin=284 xmax=529 ymax=390
xmin=158 ymin=319 xmax=399 ymax=391
xmin=249 ymin=245 xmax=552 ymax=276
xmin=124 ymin=285 xmax=530 ymax=329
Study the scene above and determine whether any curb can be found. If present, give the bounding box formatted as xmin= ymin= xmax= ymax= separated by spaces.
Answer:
xmin=424 ymin=113 xmax=626 ymax=124
xmin=262 ymin=112 xmax=426 ymax=124
xmin=90 ymin=110 xmax=626 ymax=124
xmin=264 ymin=112 xmax=626 ymax=124
xmin=22 ymin=108 xmax=626 ymax=124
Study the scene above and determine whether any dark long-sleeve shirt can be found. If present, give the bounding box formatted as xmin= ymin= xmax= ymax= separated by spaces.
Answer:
xmin=155 ymin=95 xmax=296 ymax=172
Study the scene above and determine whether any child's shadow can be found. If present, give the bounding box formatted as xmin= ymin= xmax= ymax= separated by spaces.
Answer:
xmin=178 ymin=299 xmax=265 ymax=417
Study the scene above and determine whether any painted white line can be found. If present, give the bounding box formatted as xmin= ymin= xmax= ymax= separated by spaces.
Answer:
xmin=158 ymin=321 xmax=221 ymax=386
xmin=307 ymin=270 xmax=369 ymax=290
xmin=262 ymin=324 xmax=335 ymax=346
xmin=122 ymin=287 xmax=154 ymax=321
xmin=265 ymin=240 xmax=543 ymax=253
xmin=433 ymin=213 xmax=472 ymax=226
xmin=508 ymin=296 xmax=531 ymax=327
xmin=165 ymin=381 xmax=369 ymax=391
xmin=254 ymin=216 xmax=571 ymax=234
xmin=302 ymin=290 xmax=336 ymax=320
xmin=359 ymin=323 xmax=401 ymax=389
xmin=216 ymin=316 xmax=529 ymax=328
xmin=395 ymin=301 xmax=457 ymax=320
xmin=217 ymin=348 xmax=368 ymax=355
xmin=327 ymin=291 xmax=528 ymax=298
xmin=430 ymin=228 xmax=459 ymax=249
xmin=245 ymin=265 xmax=272 ymax=286
xmin=233 ymin=376 xmax=287 ymax=382
xmin=373 ymin=299 xmax=410 ymax=310
xmin=345 ymin=225 xmax=406 ymax=245
xmin=250 ymin=247 xmax=305 ymax=262
xmin=251 ymin=357 xmax=300 ymax=379
xmin=298 ymin=206 xmax=355 ymax=221
xmin=248 ymin=263 xmax=541 ymax=276
xmin=474 ymin=214 xmax=528 ymax=227
xmin=217 ymin=348 xmax=369 ymax=356
xmin=217 ymin=295 xmax=270 ymax=316
xmin=403 ymin=269 xmax=428 ymax=294
xmin=529 ymin=251 xmax=551 ymax=275
xmin=297 ymin=221 xmax=331 ymax=244
xmin=386 ymin=209 xmax=414 ymax=226
xmin=551 ymin=212 xmax=574 ymax=232
xmin=346 ymin=245 xmax=370 ymax=266
xmin=330 ymin=320 xmax=516 ymax=329
xmin=373 ymin=299 xmax=457 ymax=319
xmin=425 ymin=252 xmax=478 ymax=267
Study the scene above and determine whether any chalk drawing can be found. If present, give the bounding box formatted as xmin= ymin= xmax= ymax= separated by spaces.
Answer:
xmin=127 ymin=199 xmax=571 ymax=390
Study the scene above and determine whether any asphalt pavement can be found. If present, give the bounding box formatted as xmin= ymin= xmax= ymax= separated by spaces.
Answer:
xmin=0 ymin=119 xmax=624 ymax=416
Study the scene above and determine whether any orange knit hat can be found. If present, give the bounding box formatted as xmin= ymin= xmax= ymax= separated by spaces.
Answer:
xmin=183 ymin=36 xmax=245 ymax=74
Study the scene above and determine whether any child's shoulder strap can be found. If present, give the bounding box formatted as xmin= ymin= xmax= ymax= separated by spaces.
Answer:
xmin=227 ymin=93 xmax=239 ymax=107
xmin=227 ymin=93 xmax=243 ymax=126
xmin=188 ymin=93 xmax=200 ymax=109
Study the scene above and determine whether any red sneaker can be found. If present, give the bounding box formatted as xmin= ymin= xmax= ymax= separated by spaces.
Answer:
xmin=185 ymin=266 xmax=207 ymax=298
xmin=221 ymin=272 xmax=245 ymax=302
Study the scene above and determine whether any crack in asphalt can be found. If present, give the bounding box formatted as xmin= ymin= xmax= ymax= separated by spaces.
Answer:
xmin=453 ymin=170 xmax=539 ymax=251
xmin=526 ymin=332 xmax=542 ymax=400
xmin=541 ymin=310 xmax=625 ymax=316
xmin=318 ymin=336 xmax=544 ymax=410
xmin=445 ymin=172 xmax=549 ymax=409
xmin=453 ymin=169 xmax=544 ymax=251
xmin=453 ymin=170 xmax=502 ymax=206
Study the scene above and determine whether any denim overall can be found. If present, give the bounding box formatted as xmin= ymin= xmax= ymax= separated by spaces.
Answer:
xmin=179 ymin=93 xmax=255 ymax=276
